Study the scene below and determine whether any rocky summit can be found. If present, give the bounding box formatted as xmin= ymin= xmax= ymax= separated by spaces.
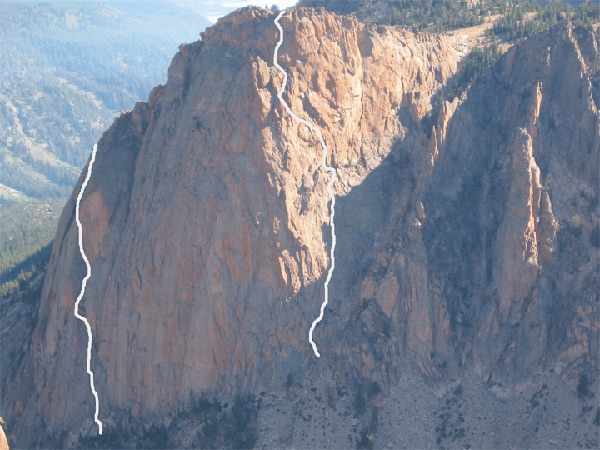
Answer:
xmin=1 ymin=7 xmax=598 ymax=449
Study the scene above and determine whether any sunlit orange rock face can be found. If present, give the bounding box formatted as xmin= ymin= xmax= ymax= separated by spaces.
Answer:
xmin=1 ymin=7 xmax=597 ymax=446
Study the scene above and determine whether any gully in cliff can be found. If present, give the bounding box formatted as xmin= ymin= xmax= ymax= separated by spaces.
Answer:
xmin=273 ymin=10 xmax=338 ymax=358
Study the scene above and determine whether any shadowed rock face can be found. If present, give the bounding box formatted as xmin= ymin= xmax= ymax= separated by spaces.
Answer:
xmin=1 ymin=7 xmax=598 ymax=447
xmin=325 ymin=22 xmax=599 ymax=396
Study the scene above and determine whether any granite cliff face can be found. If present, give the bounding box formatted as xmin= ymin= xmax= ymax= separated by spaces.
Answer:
xmin=1 ymin=7 xmax=598 ymax=448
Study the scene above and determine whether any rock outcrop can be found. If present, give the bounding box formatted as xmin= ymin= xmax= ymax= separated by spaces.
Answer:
xmin=1 ymin=7 xmax=598 ymax=448
xmin=0 ymin=417 xmax=8 ymax=450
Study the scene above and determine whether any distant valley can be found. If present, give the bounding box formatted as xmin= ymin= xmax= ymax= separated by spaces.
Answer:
xmin=0 ymin=1 xmax=210 ymax=292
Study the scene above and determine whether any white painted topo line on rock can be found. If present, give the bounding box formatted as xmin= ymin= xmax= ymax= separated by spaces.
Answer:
xmin=274 ymin=11 xmax=337 ymax=358
xmin=74 ymin=143 xmax=103 ymax=435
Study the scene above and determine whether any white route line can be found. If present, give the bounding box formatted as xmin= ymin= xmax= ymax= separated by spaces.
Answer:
xmin=273 ymin=10 xmax=337 ymax=358
xmin=74 ymin=143 xmax=103 ymax=435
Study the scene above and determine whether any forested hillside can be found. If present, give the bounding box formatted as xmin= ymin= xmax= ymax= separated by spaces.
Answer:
xmin=0 ymin=1 xmax=209 ymax=198
xmin=0 ymin=1 xmax=210 ymax=294
xmin=299 ymin=0 xmax=599 ymax=32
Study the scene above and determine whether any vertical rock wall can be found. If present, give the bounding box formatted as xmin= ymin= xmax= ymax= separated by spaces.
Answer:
xmin=1 ymin=8 xmax=597 ymax=446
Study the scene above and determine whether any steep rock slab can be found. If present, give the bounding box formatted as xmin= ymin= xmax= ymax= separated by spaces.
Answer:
xmin=2 ymin=9 xmax=598 ymax=447
xmin=2 ymin=7 xmax=463 ymax=441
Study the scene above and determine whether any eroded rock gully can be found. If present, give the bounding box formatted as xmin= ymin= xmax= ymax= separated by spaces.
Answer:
xmin=1 ymin=8 xmax=598 ymax=448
